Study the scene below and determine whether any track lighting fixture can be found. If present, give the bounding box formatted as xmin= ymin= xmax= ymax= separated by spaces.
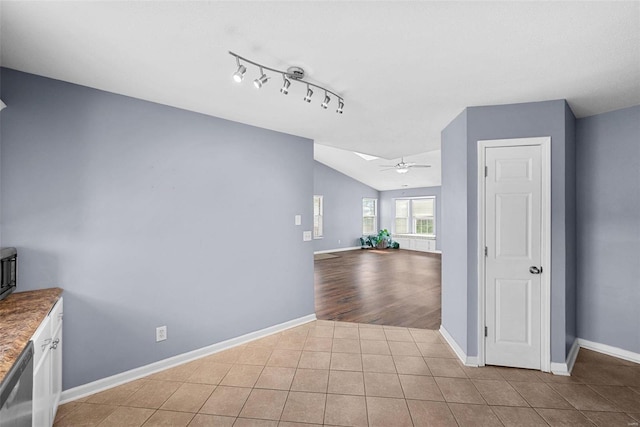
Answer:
xmin=229 ymin=51 xmax=344 ymax=114
xmin=304 ymin=85 xmax=313 ymax=103
xmin=321 ymin=91 xmax=330 ymax=109
xmin=233 ymin=57 xmax=247 ymax=83
xmin=280 ymin=76 xmax=291 ymax=95
xmin=254 ymin=67 xmax=269 ymax=89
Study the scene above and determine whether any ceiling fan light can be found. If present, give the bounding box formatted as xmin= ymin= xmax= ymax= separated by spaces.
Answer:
xmin=336 ymin=99 xmax=344 ymax=114
xmin=232 ymin=64 xmax=247 ymax=82
xmin=304 ymin=86 xmax=313 ymax=103
xmin=280 ymin=77 xmax=291 ymax=95
xmin=397 ymin=167 xmax=409 ymax=174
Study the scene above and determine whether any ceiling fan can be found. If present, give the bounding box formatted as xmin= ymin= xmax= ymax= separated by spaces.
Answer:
xmin=380 ymin=157 xmax=431 ymax=174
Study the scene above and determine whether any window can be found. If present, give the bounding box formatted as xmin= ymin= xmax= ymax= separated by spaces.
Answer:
xmin=394 ymin=199 xmax=410 ymax=234
xmin=362 ymin=198 xmax=377 ymax=235
xmin=412 ymin=198 xmax=435 ymax=235
xmin=313 ymin=195 xmax=323 ymax=238
xmin=394 ymin=197 xmax=435 ymax=235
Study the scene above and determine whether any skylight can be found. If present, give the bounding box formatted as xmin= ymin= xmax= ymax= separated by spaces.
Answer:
xmin=353 ymin=152 xmax=379 ymax=161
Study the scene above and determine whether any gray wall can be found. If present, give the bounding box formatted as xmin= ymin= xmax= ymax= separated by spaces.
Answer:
xmin=441 ymin=100 xmax=576 ymax=363
xmin=0 ymin=68 xmax=315 ymax=390
xmin=576 ymin=105 xmax=640 ymax=354
xmin=313 ymin=161 xmax=379 ymax=252
xmin=564 ymin=103 xmax=577 ymax=356
xmin=441 ymin=109 xmax=469 ymax=353
xmin=379 ymin=188 xmax=441 ymax=250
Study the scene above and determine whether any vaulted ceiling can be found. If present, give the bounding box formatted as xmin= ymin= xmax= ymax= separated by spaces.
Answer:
xmin=1 ymin=1 xmax=638 ymax=190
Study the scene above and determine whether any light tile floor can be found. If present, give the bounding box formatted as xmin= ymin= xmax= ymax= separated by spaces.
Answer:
xmin=54 ymin=320 xmax=640 ymax=426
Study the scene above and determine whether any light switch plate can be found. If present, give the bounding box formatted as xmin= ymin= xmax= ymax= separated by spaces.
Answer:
xmin=295 ymin=215 xmax=301 ymax=226
xmin=303 ymin=231 xmax=312 ymax=241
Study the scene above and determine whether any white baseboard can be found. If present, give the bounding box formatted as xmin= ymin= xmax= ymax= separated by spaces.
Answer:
xmin=578 ymin=338 xmax=640 ymax=365
xmin=551 ymin=338 xmax=580 ymax=376
xmin=60 ymin=313 xmax=317 ymax=404
xmin=314 ymin=246 xmax=360 ymax=255
xmin=439 ymin=325 xmax=478 ymax=366
xmin=436 ymin=331 xmax=638 ymax=376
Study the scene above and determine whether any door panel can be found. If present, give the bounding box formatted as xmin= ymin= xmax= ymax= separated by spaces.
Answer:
xmin=496 ymin=194 xmax=531 ymax=258
xmin=485 ymin=144 xmax=542 ymax=370
xmin=495 ymin=279 xmax=532 ymax=344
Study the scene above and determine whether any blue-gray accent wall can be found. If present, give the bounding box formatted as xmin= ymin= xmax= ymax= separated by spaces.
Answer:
xmin=313 ymin=161 xmax=379 ymax=252
xmin=441 ymin=100 xmax=577 ymax=363
xmin=379 ymin=187 xmax=442 ymax=251
xmin=0 ymin=68 xmax=315 ymax=390
xmin=576 ymin=105 xmax=640 ymax=354
xmin=441 ymin=109 xmax=469 ymax=353
xmin=564 ymin=103 xmax=578 ymax=357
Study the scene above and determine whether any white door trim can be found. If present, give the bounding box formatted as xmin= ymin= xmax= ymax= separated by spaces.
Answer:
xmin=477 ymin=137 xmax=551 ymax=372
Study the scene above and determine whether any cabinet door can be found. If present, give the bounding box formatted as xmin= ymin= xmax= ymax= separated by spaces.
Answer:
xmin=395 ymin=238 xmax=408 ymax=249
xmin=32 ymin=347 xmax=51 ymax=427
xmin=414 ymin=239 xmax=429 ymax=252
xmin=50 ymin=323 xmax=62 ymax=420
xmin=49 ymin=297 xmax=63 ymax=420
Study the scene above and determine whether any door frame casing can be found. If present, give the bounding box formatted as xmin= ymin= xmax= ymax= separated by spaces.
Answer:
xmin=477 ymin=137 xmax=551 ymax=372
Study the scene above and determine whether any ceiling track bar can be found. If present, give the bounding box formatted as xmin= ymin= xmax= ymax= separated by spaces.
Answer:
xmin=228 ymin=51 xmax=343 ymax=101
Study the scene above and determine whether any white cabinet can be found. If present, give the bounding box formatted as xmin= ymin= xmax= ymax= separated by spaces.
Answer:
xmin=392 ymin=235 xmax=437 ymax=253
xmin=50 ymin=300 xmax=63 ymax=418
xmin=31 ymin=297 xmax=63 ymax=427
xmin=32 ymin=314 xmax=52 ymax=427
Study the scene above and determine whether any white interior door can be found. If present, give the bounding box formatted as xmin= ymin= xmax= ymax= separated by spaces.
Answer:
xmin=484 ymin=144 xmax=543 ymax=370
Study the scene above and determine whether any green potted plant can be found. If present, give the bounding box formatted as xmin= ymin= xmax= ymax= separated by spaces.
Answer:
xmin=376 ymin=229 xmax=390 ymax=249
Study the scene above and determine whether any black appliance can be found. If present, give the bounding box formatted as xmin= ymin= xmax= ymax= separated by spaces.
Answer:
xmin=0 ymin=341 xmax=34 ymax=427
xmin=0 ymin=247 xmax=17 ymax=301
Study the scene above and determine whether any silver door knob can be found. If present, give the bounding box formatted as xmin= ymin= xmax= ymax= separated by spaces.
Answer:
xmin=529 ymin=266 xmax=542 ymax=274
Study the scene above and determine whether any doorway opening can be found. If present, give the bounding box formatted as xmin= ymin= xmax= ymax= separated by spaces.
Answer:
xmin=314 ymin=249 xmax=441 ymax=329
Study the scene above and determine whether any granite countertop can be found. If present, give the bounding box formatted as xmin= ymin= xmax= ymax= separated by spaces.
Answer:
xmin=0 ymin=288 xmax=63 ymax=384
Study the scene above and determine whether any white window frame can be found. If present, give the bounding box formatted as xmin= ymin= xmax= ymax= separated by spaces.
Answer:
xmin=362 ymin=198 xmax=378 ymax=235
xmin=313 ymin=195 xmax=323 ymax=239
xmin=393 ymin=196 xmax=436 ymax=236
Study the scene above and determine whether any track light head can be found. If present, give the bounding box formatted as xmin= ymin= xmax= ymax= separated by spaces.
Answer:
xmin=280 ymin=76 xmax=291 ymax=95
xmin=254 ymin=68 xmax=269 ymax=89
xmin=304 ymin=86 xmax=313 ymax=103
xmin=336 ymin=99 xmax=344 ymax=114
xmin=321 ymin=92 xmax=331 ymax=109
xmin=233 ymin=64 xmax=247 ymax=82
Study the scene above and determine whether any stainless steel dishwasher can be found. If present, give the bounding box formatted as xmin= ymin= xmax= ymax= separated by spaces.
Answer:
xmin=0 ymin=341 xmax=34 ymax=427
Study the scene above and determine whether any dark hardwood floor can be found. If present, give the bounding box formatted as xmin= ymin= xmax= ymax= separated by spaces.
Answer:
xmin=314 ymin=249 xmax=441 ymax=329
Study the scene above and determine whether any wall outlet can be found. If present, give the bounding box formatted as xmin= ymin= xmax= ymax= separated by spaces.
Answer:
xmin=303 ymin=231 xmax=312 ymax=241
xmin=156 ymin=326 xmax=167 ymax=342
xmin=338 ymin=239 xmax=341 ymax=244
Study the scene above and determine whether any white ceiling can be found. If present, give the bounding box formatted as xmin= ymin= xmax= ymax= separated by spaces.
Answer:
xmin=1 ymin=1 xmax=639 ymax=191
xmin=315 ymin=144 xmax=442 ymax=191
